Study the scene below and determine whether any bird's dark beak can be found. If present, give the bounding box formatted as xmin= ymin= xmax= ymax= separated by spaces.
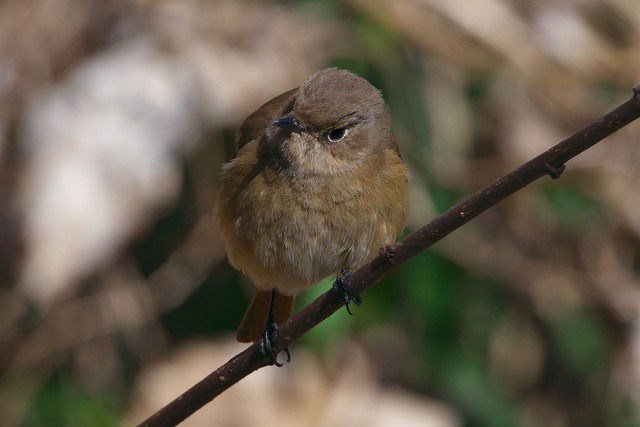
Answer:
xmin=272 ymin=114 xmax=303 ymax=133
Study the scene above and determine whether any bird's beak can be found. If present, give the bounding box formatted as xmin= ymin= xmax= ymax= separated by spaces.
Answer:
xmin=272 ymin=114 xmax=303 ymax=133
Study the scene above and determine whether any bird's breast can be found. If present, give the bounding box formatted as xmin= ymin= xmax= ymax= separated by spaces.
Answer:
xmin=216 ymin=146 xmax=408 ymax=296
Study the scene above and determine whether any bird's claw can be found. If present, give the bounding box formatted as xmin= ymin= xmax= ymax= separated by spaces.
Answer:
xmin=333 ymin=268 xmax=362 ymax=315
xmin=259 ymin=318 xmax=290 ymax=367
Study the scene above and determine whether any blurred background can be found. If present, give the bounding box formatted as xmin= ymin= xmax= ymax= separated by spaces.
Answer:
xmin=1 ymin=0 xmax=639 ymax=426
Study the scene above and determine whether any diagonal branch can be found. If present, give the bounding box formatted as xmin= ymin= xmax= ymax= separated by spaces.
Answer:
xmin=138 ymin=85 xmax=640 ymax=427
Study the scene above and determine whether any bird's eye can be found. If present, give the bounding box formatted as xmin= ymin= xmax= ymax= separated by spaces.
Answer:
xmin=327 ymin=127 xmax=347 ymax=142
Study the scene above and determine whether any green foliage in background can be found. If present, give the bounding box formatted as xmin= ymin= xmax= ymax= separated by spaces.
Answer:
xmin=24 ymin=377 xmax=120 ymax=427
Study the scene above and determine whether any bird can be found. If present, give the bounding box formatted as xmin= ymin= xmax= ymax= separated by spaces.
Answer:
xmin=215 ymin=67 xmax=409 ymax=364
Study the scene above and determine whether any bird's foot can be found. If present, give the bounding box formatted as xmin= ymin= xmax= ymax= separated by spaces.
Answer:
xmin=259 ymin=318 xmax=290 ymax=367
xmin=333 ymin=268 xmax=362 ymax=315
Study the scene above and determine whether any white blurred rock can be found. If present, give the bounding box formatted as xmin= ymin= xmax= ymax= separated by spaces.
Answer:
xmin=18 ymin=38 xmax=190 ymax=305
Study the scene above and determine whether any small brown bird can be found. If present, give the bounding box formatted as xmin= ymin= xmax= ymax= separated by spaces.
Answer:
xmin=215 ymin=68 xmax=409 ymax=362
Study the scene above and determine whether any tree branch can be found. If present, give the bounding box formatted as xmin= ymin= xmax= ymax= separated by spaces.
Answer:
xmin=137 ymin=85 xmax=640 ymax=427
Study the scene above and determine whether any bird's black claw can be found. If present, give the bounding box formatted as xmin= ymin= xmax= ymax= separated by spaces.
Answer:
xmin=259 ymin=318 xmax=290 ymax=367
xmin=282 ymin=347 xmax=291 ymax=364
xmin=333 ymin=268 xmax=362 ymax=315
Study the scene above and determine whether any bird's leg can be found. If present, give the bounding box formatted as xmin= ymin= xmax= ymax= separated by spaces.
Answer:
xmin=259 ymin=290 xmax=291 ymax=367
xmin=332 ymin=268 xmax=362 ymax=315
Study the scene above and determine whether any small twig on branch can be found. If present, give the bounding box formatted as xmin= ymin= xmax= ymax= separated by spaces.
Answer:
xmin=137 ymin=85 xmax=640 ymax=427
